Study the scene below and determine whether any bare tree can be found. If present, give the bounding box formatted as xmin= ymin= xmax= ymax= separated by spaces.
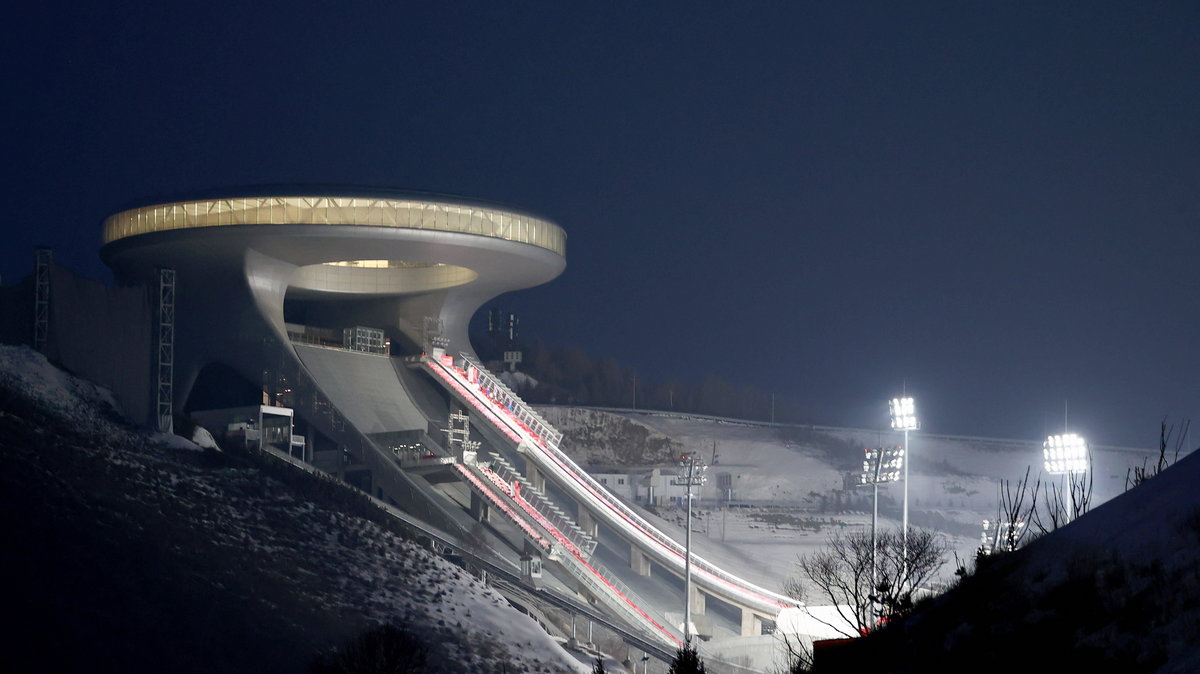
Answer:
xmin=872 ymin=528 xmax=949 ymax=619
xmin=1032 ymin=459 xmax=1092 ymax=535
xmin=787 ymin=529 xmax=873 ymax=636
xmin=1127 ymin=417 xmax=1190 ymax=490
xmin=773 ymin=632 xmax=813 ymax=674
xmin=786 ymin=527 xmax=948 ymax=637
xmin=983 ymin=467 xmax=1040 ymax=555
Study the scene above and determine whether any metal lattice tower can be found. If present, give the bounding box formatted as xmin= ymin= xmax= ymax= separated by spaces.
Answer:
xmin=446 ymin=409 xmax=479 ymax=463
xmin=446 ymin=411 xmax=470 ymax=448
xmin=156 ymin=268 xmax=175 ymax=434
xmin=33 ymin=248 xmax=52 ymax=352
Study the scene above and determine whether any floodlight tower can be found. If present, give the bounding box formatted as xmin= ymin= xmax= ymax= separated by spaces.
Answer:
xmin=889 ymin=396 xmax=919 ymax=562
xmin=860 ymin=445 xmax=903 ymax=595
xmin=1043 ymin=432 xmax=1089 ymax=520
xmin=672 ymin=451 xmax=707 ymax=643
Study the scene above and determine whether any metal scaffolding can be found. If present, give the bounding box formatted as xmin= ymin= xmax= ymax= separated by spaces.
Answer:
xmin=156 ymin=268 xmax=175 ymax=434
xmin=446 ymin=408 xmax=479 ymax=463
xmin=33 ymin=248 xmax=51 ymax=352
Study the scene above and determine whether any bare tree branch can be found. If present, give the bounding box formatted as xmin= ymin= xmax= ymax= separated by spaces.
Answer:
xmin=1128 ymin=417 xmax=1191 ymax=491
xmin=789 ymin=527 xmax=948 ymax=636
xmin=989 ymin=466 xmax=1039 ymax=552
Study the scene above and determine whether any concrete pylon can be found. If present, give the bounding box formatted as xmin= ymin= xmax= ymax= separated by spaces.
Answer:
xmin=740 ymin=608 xmax=764 ymax=637
xmin=690 ymin=584 xmax=706 ymax=615
xmin=470 ymin=491 xmax=490 ymax=523
xmin=577 ymin=506 xmax=598 ymax=539
xmin=630 ymin=545 xmax=651 ymax=576
xmin=523 ymin=457 xmax=546 ymax=492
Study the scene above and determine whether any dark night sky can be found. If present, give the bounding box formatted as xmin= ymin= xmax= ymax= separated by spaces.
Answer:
xmin=3 ymin=2 xmax=1197 ymax=447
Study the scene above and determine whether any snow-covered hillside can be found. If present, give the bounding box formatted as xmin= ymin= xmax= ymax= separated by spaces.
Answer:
xmin=821 ymin=446 xmax=1200 ymax=672
xmin=0 ymin=345 xmax=585 ymax=674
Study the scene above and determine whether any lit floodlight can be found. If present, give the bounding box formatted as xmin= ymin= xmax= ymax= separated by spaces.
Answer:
xmin=890 ymin=397 xmax=919 ymax=431
xmin=979 ymin=517 xmax=1026 ymax=555
xmin=860 ymin=446 xmax=904 ymax=485
xmin=1043 ymin=433 xmax=1088 ymax=474
xmin=671 ymin=453 xmax=707 ymax=486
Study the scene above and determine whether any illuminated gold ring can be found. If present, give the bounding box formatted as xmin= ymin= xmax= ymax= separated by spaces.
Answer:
xmin=103 ymin=194 xmax=565 ymax=257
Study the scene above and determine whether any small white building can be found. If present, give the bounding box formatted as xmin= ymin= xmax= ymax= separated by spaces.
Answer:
xmin=591 ymin=467 xmax=708 ymax=507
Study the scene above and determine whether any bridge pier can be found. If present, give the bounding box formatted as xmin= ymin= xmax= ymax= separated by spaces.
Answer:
xmin=740 ymin=608 xmax=764 ymax=637
xmin=577 ymin=506 xmax=598 ymax=539
xmin=690 ymin=585 xmax=706 ymax=616
xmin=521 ymin=540 xmax=543 ymax=587
xmin=523 ymin=457 xmax=546 ymax=492
xmin=630 ymin=545 xmax=651 ymax=576
xmin=470 ymin=491 xmax=490 ymax=523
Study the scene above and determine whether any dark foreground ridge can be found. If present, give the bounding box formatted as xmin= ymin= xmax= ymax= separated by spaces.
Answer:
xmin=814 ymin=447 xmax=1200 ymax=673
xmin=0 ymin=345 xmax=576 ymax=674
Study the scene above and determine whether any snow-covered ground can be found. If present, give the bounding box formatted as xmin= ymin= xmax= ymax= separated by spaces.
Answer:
xmin=535 ymin=405 xmax=1198 ymax=671
xmin=0 ymin=344 xmax=587 ymax=674
xmin=542 ymin=406 xmax=1168 ymax=597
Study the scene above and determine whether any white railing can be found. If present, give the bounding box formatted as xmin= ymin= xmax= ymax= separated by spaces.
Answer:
xmin=488 ymin=453 xmax=597 ymax=557
xmin=458 ymin=352 xmax=563 ymax=446
xmin=453 ymin=464 xmax=551 ymax=550
xmin=556 ymin=547 xmax=684 ymax=646
xmin=425 ymin=354 xmax=795 ymax=615
xmin=455 ymin=459 xmax=681 ymax=647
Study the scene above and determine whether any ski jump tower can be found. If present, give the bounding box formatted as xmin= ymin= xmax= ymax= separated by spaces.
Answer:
xmin=100 ymin=187 xmax=797 ymax=654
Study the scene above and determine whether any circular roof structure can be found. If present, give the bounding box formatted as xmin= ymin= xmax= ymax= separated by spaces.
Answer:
xmin=100 ymin=189 xmax=566 ymax=361
xmin=102 ymin=191 xmax=566 ymax=258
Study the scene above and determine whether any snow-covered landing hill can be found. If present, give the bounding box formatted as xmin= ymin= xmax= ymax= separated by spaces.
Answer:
xmin=538 ymin=406 xmax=1168 ymax=594
xmin=0 ymin=345 xmax=585 ymax=674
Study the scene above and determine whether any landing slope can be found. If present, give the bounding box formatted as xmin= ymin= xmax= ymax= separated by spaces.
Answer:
xmin=294 ymin=343 xmax=428 ymax=433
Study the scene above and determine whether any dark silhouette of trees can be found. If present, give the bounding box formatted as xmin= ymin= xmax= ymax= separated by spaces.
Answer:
xmin=667 ymin=642 xmax=706 ymax=674
xmin=310 ymin=624 xmax=428 ymax=674
xmin=481 ymin=336 xmax=811 ymax=423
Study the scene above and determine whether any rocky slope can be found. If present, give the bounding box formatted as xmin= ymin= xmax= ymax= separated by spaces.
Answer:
xmin=539 ymin=406 xmax=683 ymax=466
